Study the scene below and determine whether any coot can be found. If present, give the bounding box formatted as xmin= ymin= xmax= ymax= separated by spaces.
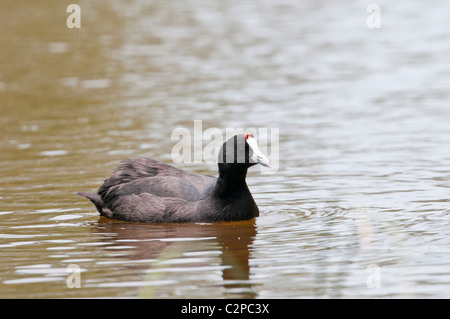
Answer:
xmin=78 ymin=134 xmax=270 ymax=222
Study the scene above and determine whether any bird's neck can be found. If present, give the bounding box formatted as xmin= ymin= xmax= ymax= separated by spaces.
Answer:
xmin=214 ymin=164 xmax=249 ymax=198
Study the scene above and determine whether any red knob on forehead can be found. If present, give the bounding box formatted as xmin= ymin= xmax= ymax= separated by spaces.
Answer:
xmin=244 ymin=133 xmax=254 ymax=140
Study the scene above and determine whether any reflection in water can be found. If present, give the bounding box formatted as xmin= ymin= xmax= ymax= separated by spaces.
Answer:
xmin=94 ymin=218 xmax=257 ymax=298
xmin=1 ymin=0 xmax=450 ymax=298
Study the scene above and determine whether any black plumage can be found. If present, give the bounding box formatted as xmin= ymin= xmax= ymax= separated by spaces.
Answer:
xmin=77 ymin=134 xmax=270 ymax=222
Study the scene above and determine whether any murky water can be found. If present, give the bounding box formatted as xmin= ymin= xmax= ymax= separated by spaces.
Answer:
xmin=1 ymin=0 xmax=450 ymax=298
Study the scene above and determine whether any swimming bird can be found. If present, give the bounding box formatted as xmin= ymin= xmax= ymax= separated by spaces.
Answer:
xmin=77 ymin=134 xmax=270 ymax=222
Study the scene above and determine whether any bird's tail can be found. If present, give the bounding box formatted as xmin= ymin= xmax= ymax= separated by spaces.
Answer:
xmin=77 ymin=192 xmax=113 ymax=218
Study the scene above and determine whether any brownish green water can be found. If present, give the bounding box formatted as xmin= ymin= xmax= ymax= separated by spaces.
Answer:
xmin=1 ymin=0 xmax=449 ymax=298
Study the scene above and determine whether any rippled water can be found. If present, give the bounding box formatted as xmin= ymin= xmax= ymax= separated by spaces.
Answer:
xmin=1 ymin=0 xmax=450 ymax=298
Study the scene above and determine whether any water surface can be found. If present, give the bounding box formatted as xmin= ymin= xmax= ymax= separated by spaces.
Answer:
xmin=1 ymin=0 xmax=450 ymax=298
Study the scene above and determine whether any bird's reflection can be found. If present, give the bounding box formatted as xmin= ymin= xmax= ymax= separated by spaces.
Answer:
xmin=94 ymin=217 xmax=257 ymax=298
